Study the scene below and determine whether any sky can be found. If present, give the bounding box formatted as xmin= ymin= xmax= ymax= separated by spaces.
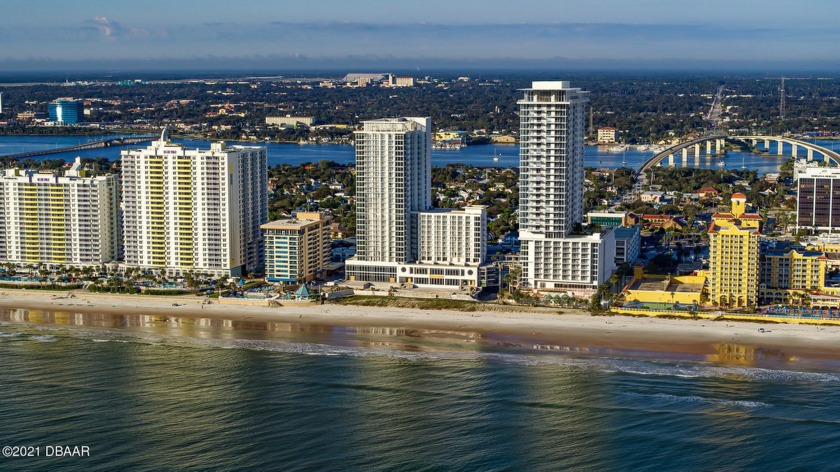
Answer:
xmin=3 ymin=0 xmax=840 ymax=71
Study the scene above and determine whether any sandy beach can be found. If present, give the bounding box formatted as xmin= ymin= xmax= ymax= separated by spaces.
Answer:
xmin=2 ymin=288 xmax=840 ymax=360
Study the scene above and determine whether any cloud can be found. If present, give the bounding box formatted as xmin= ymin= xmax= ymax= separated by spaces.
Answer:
xmin=2 ymin=19 xmax=840 ymax=65
xmin=93 ymin=16 xmax=119 ymax=41
xmin=89 ymin=16 xmax=164 ymax=42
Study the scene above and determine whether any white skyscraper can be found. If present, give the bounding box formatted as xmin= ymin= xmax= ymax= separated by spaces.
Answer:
xmin=354 ymin=117 xmax=431 ymax=264
xmin=518 ymin=81 xmax=615 ymax=294
xmin=120 ymin=132 xmax=267 ymax=277
xmin=346 ymin=117 xmax=491 ymax=288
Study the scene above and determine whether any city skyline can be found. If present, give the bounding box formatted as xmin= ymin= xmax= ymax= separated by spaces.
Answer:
xmin=3 ymin=0 xmax=840 ymax=71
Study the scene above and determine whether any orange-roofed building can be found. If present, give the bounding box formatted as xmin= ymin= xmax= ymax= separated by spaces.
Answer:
xmin=698 ymin=187 xmax=720 ymax=199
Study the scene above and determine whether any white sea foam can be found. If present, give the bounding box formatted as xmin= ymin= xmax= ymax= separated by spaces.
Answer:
xmin=640 ymin=393 xmax=771 ymax=409
xmin=31 ymin=335 xmax=57 ymax=342
xmin=600 ymin=359 xmax=840 ymax=384
xmin=28 ymin=325 xmax=840 ymax=385
xmin=0 ymin=332 xmax=22 ymax=338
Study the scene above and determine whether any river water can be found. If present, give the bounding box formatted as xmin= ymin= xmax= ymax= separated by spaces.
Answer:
xmin=2 ymin=135 xmax=834 ymax=174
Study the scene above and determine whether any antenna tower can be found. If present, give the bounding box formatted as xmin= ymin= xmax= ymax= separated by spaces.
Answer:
xmin=780 ymin=76 xmax=785 ymax=122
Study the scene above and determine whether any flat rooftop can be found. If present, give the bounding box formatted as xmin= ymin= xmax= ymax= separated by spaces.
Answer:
xmin=630 ymin=278 xmax=704 ymax=293
xmin=261 ymin=217 xmax=326 ymax=230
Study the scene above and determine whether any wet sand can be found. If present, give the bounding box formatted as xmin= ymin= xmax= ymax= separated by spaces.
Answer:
xmin=2 ymin=289 xmax=840 ymax=360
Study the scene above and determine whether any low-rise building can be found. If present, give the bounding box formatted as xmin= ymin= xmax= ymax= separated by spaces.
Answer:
xmin=262 ymin=212 xmax=332 ymax=284
xmin=697 ymin=186 xmax=720 ymax=199
xmin=265 ymin=116 xmax=314 ymax=127
xmin=640 ymin=191 xmax=665 ymax=203
xmin=623 ymin=265 xmax=706 ymax=306
xmin=597 ymin=127 xmax=617 ymax=144
xmin=587 ymin=211 xmax=632 ymax=227
xmin=641 ymin=214 xmax=685 ymax=230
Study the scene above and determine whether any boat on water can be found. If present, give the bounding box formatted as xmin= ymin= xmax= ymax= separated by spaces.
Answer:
xmin=606 ymin=144 xmax=628 ymax=153
xmin=432 ymin=142 xmax=466 ymax=150
xmin=716 ymin=160 xmax=726 ymax=167
xmin=649 ymin=145 xmax=667 ymax=153
xmin=637 ymin=144 xmax=650 ymax=152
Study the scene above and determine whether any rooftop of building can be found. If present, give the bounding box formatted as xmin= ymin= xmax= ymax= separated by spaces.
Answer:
xmin=261 ymin=213 xmax=330 ymax=230
xmin=359 ymin=117 xmax=429 ymax=131
xmin=417 ymin=205 xmax=486 ymax=215
xmin=763 ymin=244 xmax=826 ymax=258
xmin=588 ymin=211 xmax=626 ymax=217
xmin=526 ymin=81 xmax=572 ymax=90
xmin=614 ymin=226 xmax=641 ymax=238
xmin=123 ymin=138 xmax=264 ymax=155
xmin=707 ymin=220 xmax=761 ymax=234
xmin=798 ymin=166 xmax=840 ymax=177
xmin=629 ymin=277 xmax=704 ymax=294
xmin=1 ymin=157 xmax=112 ymax=181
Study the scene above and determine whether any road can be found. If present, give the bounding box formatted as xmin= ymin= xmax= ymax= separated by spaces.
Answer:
xmin=706 ymin=84 xmax=725 ymax=129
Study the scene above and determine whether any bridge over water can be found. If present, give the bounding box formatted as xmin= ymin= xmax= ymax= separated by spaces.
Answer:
xmin=637 ymin=135 xmax=840 ymax=174
xmin=630 ymin=134 xmax=840 ymax=195
xmin=0 ymin=134 xmax=156 ymax=160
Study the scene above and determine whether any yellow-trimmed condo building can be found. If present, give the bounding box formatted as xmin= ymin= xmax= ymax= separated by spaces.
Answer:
xmin=0 ymin=157 xmax=121 ymax=267
xmin=707 ymin=193 xmax=761 ymax=308
xmin=120 ymin=130 xmax=267 ymax=277
xmin=759 ymin=241 xmax=827 ymax=305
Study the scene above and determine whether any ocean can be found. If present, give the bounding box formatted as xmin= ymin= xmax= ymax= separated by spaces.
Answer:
xmin=2 ymin=310 xmax=840 ymax=471
xmin=0 ymin=135 xmax=828 ymax=174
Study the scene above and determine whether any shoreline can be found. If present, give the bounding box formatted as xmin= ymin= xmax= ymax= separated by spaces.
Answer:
xmin=3 ymin=289 xmax=840 ymax=362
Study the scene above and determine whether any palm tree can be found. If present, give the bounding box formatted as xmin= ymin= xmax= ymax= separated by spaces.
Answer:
xmin=609 ymin=272 xmax=621 ymax=293
xmin=505 ymin=265 xmax=522 ymax=295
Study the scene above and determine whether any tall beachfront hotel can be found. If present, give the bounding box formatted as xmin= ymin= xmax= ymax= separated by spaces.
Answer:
xmin=120 ymin=131 xmax=267 ymax=277
xmin=518 ymin=81 xmax=616 ymax=294
xmin=0 ymin=157 xmax=120 ymax=267
xmin=346 ymin=117 xmax=492 ymax=288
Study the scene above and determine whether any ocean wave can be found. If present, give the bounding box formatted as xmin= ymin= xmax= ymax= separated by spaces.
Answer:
xmin=19 ymin=326 xmax=840 ymax=384
xmin=30 ymin=335 xmax=57 ymax=342
xmin=623 ymin=392 xmax=770 ymax=409
xmin=0 ymin=332 xmax=22 ymax=338
xmin=600 ymin=359 xmax=840 ymax=384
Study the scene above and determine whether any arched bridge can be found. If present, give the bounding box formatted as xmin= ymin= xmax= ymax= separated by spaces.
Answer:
xmin=731 ymin=136 xmax=840 ymax=166
xmin=638 ymin=135 xmax=726 ymax=174
xmin=638 ymin=134 xmax=840 ymax=175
